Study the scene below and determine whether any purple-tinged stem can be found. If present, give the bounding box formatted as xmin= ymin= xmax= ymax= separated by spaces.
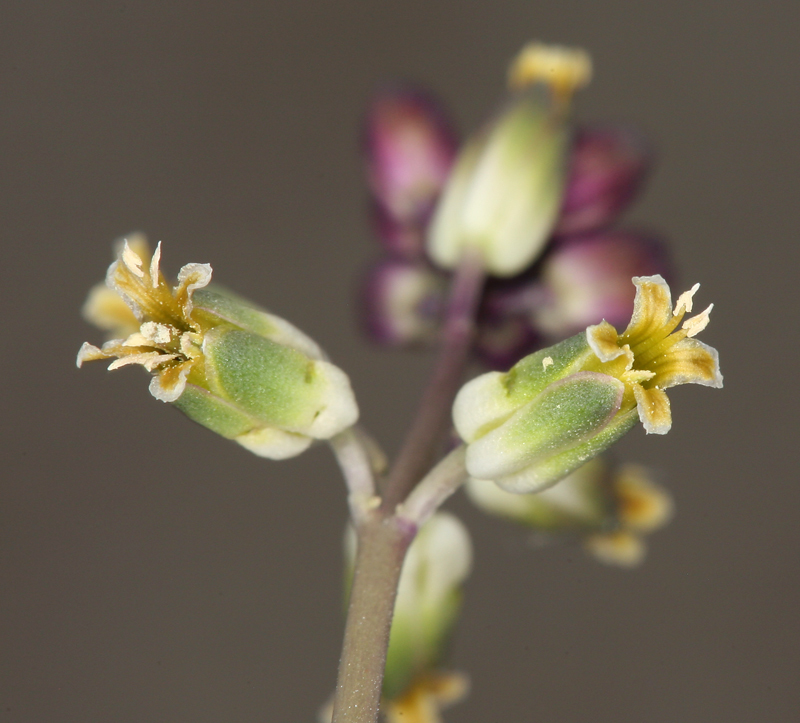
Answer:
xmin=380 ymin=248 xmax=486 ymax=513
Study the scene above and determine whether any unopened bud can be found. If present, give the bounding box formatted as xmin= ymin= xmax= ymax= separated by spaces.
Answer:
xmin=344 ymin=512 xmax=472 ymax=700
xmin=532 ymin=229 xmax=672 ymax=338
xmin=557 ymin=125 xmax=651 ymax=235
xmin=428 ymin=43 xmax=590 ymax=277
xmin=363 ymin=85 xmax=458 ymax=227
xmin=360 ymin=258 xmax=446 ymax=347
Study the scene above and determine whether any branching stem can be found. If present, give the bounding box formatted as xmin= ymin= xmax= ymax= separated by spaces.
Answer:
xmin=330 ymin=250 xmax=485 ymax=723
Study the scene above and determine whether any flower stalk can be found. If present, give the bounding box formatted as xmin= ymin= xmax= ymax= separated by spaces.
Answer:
xmin=380 ymin=247 xmax=485 ymax=513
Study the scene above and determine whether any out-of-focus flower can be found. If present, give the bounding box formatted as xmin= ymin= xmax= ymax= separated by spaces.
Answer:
xmin=453 ymin=275 xmax=721 ymax=492
xmin=466 ymin=458 xmax=673 ymax=567
xmin=530 ymin=229 xmax=672 ymax=338
xmin=428 ymin=43 xmax=587 ymax=277
xmin=383 ymin=670 xmax=469 ymax=723
xmin=360 ymin=258 xmax=446 ymax=347
xmin=345 ymin=512 xmax=472 ymax=701
xmin=363 ymin=84 xmax=458 ymax=259
xmin=556 ymin=125 xmax=651 ymax=235
xmin=78 ymin=240 xmax=359 ymax=459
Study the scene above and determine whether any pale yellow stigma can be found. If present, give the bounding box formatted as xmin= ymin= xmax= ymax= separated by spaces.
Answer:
xmin=508 ymin=42 xmax=592 ymax=104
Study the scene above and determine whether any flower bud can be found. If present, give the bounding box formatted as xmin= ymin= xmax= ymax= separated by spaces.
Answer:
xmin=532 ymin=229 xmax=672 ymax=338
xmin=556 ymin=125 xmax=651 ymax=235
xmin=78 ymin=241 xmax=359 ymax=459
xmin=363 ymin=85 xmax=458 ymax=227
xmin=344 ymin=512 xmax=472 ymax=700
xmin=360 ymin=258 xmax=446 ymax=347
xmin=466 ymin=458 xmax=673 ymax=567
xmin=428 ymin=43 xmax=590 ymax=277
xmin=454 ymin=275 xmax=722 ymax=492
xmin=466 ymin=457 xmax=611 ymax=531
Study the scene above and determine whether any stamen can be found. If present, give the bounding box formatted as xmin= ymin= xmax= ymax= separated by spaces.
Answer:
xmin=674 ymin=283 xmax=700 ymax=315
xmin=682 ymin=304 xmax=713 ymax=338
xmin=122 ymin=242 xmax=145 ymax=278
xmin=150 ymin=242 xmax=162 ymax=289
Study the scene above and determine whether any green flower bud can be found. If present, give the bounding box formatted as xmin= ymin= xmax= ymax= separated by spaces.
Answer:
xmin=78 ymin=241 xmax=359 ymax=459
xmin=427 ymin=44 xmax=590 ymax=277
xmin=466 ymin=458 xmax=612 ymax=532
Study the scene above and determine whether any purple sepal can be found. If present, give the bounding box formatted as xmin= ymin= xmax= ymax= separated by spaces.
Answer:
xmin=532 ymin=229 xmax=673 ymax=338
xmin=369 ymin=201 xmax=428 ymax=260
xmin=363 ymin=84 xmax=458 ymax=228
xmin=359 ymin=257 xmax=446 ymax=347
xmin=556 ymin=125 xmax=652 ymax=235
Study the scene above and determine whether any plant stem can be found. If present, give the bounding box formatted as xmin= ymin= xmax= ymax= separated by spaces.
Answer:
xmin=396 ymin=445 xmax=467 ymax=527
xmin=380 ymin=248 xmax=485 ymax=513
xmin=331 ymin=512 xmax=416 ymax=723
xmin=330 ymin=428 xmax=379 ymax=522
xmin=332 ymin=249 xmax=485 ymax=723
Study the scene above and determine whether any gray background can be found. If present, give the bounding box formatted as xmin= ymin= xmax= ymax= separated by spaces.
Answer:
xmin=2 ymin=1 xmax=798 ymax=721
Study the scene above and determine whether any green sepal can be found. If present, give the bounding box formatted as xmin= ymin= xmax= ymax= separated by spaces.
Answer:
xmin=202 ymin=328 xmax=325 ymax=431
xmin=172 ymin=383 xmax=260 ymax=439
xmin=466 ymin=371 xmax=624 ymax=486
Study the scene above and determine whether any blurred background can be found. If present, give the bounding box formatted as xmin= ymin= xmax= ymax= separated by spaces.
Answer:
xmin=2 ymin=2 xmax=798 ymax=721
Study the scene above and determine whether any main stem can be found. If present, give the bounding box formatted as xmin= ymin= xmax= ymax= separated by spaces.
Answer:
xmin=380 ymin=248 xmax=486 ymax=513
xmin=330 ymin=513 xmax=415 ymax=723
xmin=331 ymin=249 xmax=485 ymax=723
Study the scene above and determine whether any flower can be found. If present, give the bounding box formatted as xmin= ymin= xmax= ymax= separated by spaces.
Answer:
xmin=466 ymin=458 xmax=673 ymax=567
xmin=530 ymin=229 xmax=673 ymax=338
xmin=453 ymin=275 xmax=722 ymax=492
xmin=584 ymin=274 xmax=722 ymax=434
xmin=584 ymin=463 xmax=674 ymax=567
xmin=359 ymin=257 xmax=446 ymax=347
xmin=363 ymin=84 xmax=458 ymax=232
xmin=383 ymin=671 xmax=469 ymax=723
xmin=344 ymin=512 xmax=472 ymax=700
xmin=78 ymin=239 xmax=359 ymax=458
